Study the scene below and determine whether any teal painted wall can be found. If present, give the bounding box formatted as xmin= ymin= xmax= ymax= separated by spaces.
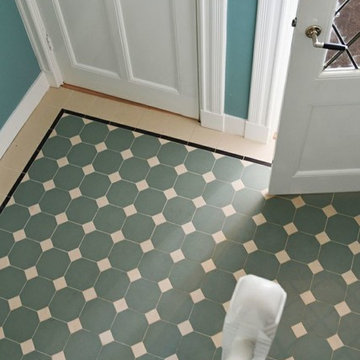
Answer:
xmin=225 ymin=0 xmax=258 ymax=119
xmin=0 ymin=1 xmax=40 ymax=129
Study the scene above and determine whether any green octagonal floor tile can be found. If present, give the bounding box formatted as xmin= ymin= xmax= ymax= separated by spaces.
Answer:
xmin=66 ymin=197 xmax=98 ymax=224
xmin=119 ymin=157 xmax=149 ymax=182
xmin=353 ymin=254 xmax=360 ymax=279
xmin=28 ymin=158 xmax=58 ymax=183
xmin=55 ymin=115 xmax=84 ymax=138
xmin=0 ymin=229 xmax=14 ymax=257
xmin=157 ymin=288 xmax=192 ymax=324
xmin=23 ymin=351 xmax=51 ymax=360
xmin=212 ymin=157 xmax=244 ymax=182
xmin=170 ymin=259 xmax=205 ymax=293
xmin=333 ymin=192 xmax=360 ymax=217
xmin=106 ymin=180 xmax=138 ymax=207
xmin=54 ymin=164 xmax=84 ymax=190
xmin=0 ymin=204 xmax=30 ymax=232
xmin=0 ymin=298 xmax=10 ymax=325
xmin=98 ymin=342 xmax=133 ymax=360
xmin=213 ymin=241 xmax=247 ymax=272
xmin=286 ymin=232 xmax=320 ymax=263
xmin=346 ymin=282 xmax=360 ymax=313
xmin=122 ymin=214 xmax=155 ymax=242
xmin=80 ymin=298 xmax=116 ymax=334
xmin=280 ymin=293 xmax=306 ymax=327
xmin=13 ymin=180 xmax=44 ymax=207
xmin=67 ymin=143 xmax=97 ymax=167
xmin=157 ymin=141 xmax=188 ymax=166
xmin=302 ymin=301 xmax=339 ymax=338
xmin=134 ymin=188 xmax=166 ymax=215
xmin=184 ymin=148 xmax=215 ymax=174
xmin=213 ymin=348 xmax=222 ymax=360
xmin=311 ymin=270 xmax=347 ymax=305
xmin=42 ymin=136 xmax=71 ymax=159
xmin=222 ymin=213 xmax=256 ymax=243
xmin=40 ymin=188 xmax=71 ymax=215
xmin=0 ymin=266 xmax=26 ymax=299
xmin=109 ymin=240 xmax=142 ymax=271
xmin=144 ymin=321 xmax=181 ymax=358
xmin=9 ymin=239 xmax=41 ymax=269
xmin=125 ymin=278 xmax=161 ymax=313
xmin=182 ymin=231 xmax=215 ymax=263
xmin=94 ymin=205 xmax=125 ymax=234
xmin=93 ymin=150 xmax=123 ymax=175
xmin=319 ymin=241 xmax=353 ymax=274
xmin=174 ymin=172 xmax=206 ymax=199
xmin=64 ymin=329 xmax=101 ymax=360
xmin=293 ymin=333 xmax=332 ymax=360
xmin=25 ymin=213 xmax=57 ymax=241
xmin=0 ymin=338 xmax=22 ymax=360
xmin=339 ymin=313 xmax=360 ymax=350
xmin=80 ymin=121 xmax=109 ymax=144
xmin=262 ymin=197 xmax=295 ymax=226
xmin=268 ymin=323 xmax=298 ymax=360
xmin=65 ymin=258 xmax=99 ymax=290
xmin=94 ymin=268 xmax=129 ymax=301
xmin=163 ymin=197 xmax=195 ymax=225
xmin=138 ymin=250 xmax=173 ymax=282
xmin=37 ymin=249 xmax=70 ymax=280
xmin=105 ymin=127 xmax=134 ymax=152
xmin=241 ymin=164 xmax=270 ymax=190
xmin=294 ymin=205 xmax=327 ymax=235
xmin=146 ymin=164 xmax=177 ymax=190
xmin=80 ymin=172 xmax=111 ymax=199
xmin=3 ymin=307 xmax=38 ymax=342
xmin=254 ymin=222 xmax=287 ymax=253
xmin=52 ymin=222 xmax=84 ymax=251
xmin=333 ymin=347 xmax=360 ymax=360
xmin=201 ymin=269 xmax=236 ymax=303
xmin=151 ymin=222 xmax=185 ymax=252
xmin=80 ymin=231 xmax=113 ymax=261
xmin=232 ymin=188 xmax=266 ymax=216
xmin=131 ymin=134 xmax=160 ymax=159
xmin=49 ymin=287 xmax=85 ymax=321
xmin=177 ymin=331 xmax=216 ymax=360
xmin=326 ymin=214 xmax=359 ymax=245
xmin=301 ymin=193 xmax=333 ymax=208
xmin=245 ymin=251 xmax=279 ymax=281
xmin=190 ymin=299 xmax=225 ymax=336
xmin=203 ymin=180 xmax=234 ymax=208
xmin=277 ymin=261 xmax=313 ymax=296
xmin=20 ymin=277 xmax=55 ymax=310
xmin=193 ymin=206 xmax=225 ymax=234
xmin=111 ymin=308 xmax=148 ymax=345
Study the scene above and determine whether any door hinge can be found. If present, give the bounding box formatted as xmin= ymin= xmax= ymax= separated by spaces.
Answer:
xmin=46 ymin=33 xmax=53 ymax=51
xmin=291 ymin=17 xmax=297 ymax=27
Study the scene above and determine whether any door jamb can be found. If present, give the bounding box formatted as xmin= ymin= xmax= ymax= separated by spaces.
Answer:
xmin=16 ymin=0 xmax=63 ymax=87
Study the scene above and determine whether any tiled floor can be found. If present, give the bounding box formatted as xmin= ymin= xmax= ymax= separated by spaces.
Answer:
xmin=0 ymin=97 xmax=360 ymax=360
xmin=0 ymin=87 xmax=276 ymax=205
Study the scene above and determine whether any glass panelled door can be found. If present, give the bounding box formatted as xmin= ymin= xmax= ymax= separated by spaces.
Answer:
xmin=269 ymin=0 xmax=360 ymax=194
xmin=325 ymin=0 xmax=360 ymax=69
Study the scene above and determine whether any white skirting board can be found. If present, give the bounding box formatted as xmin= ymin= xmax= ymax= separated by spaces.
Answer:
xmin=0 ymin=72 xmax=49 ymax=159
xmin=201 ymin=111 xmax=271 ymax=142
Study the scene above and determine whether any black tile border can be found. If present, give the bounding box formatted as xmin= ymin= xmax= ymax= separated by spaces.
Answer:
xmin=0 ymin=109 xmax=272 ymax=212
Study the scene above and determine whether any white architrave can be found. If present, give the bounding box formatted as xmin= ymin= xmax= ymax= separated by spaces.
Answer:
xmin=246 ymin=0 xmax=297 ymax=143
xmin=197 ymin=0 xmax=228 ymax=131
xmin=16 ymin=0 xmax=63 ymax=87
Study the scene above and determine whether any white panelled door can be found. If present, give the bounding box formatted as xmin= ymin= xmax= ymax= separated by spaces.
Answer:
xmin=36 ymin=0 xmax=199 ymax=118
xmin=270 ymin=0 xmax=360 ymax=194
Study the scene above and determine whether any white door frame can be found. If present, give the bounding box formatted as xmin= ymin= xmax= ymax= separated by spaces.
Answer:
xmin=17 ymin=0 xmax=295 ymax=144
